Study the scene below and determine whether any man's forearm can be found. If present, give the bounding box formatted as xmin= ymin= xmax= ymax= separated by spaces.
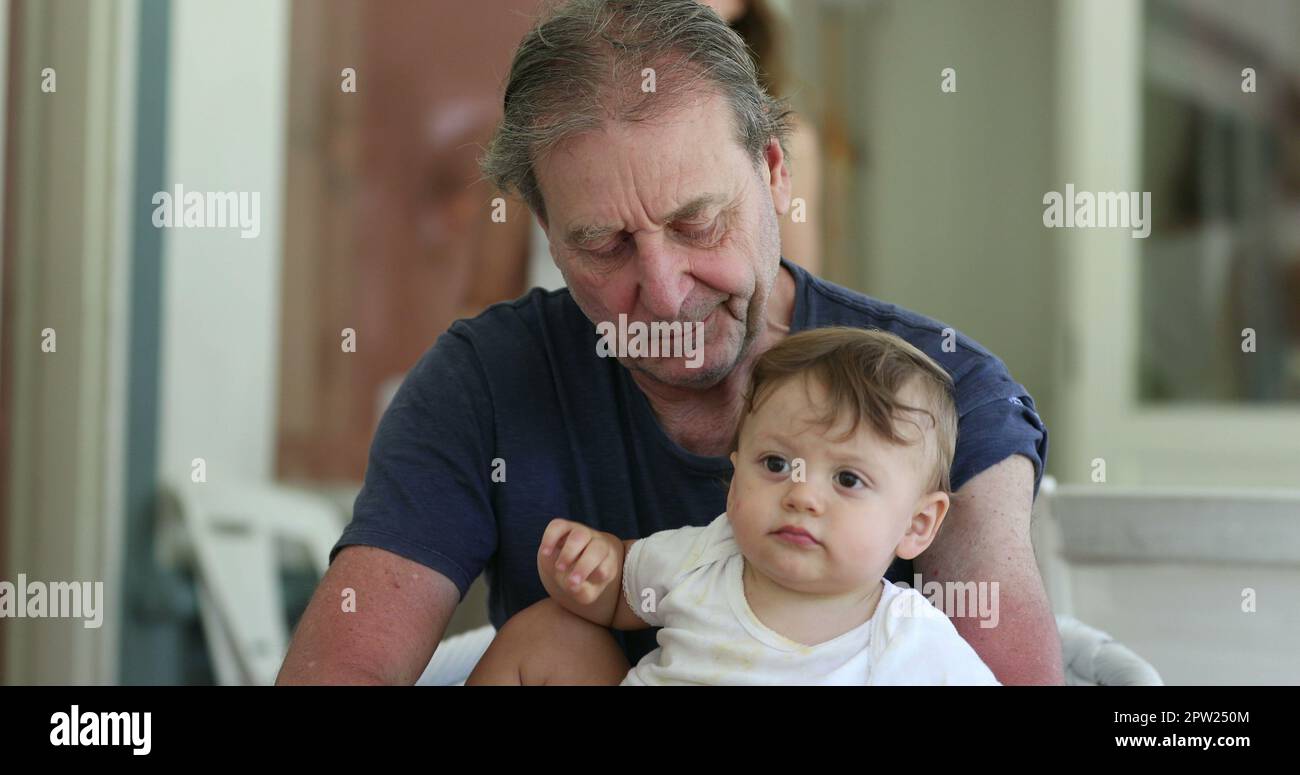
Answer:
xmin=277 ymin=656 xmax=397 ymax=686
xmin=276 ymin=546 xmax=458 ymax=686
xmin=955 ymin=592 xmax=1065 ymax=685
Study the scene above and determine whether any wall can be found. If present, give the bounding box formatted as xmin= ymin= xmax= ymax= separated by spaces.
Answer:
xmin=156 ymin=0 xmax=289 ymax=486
xmin=842 ymin=0 xmax=1063 ymax=462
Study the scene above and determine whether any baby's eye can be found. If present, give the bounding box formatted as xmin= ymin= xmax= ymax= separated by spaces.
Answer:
xmin=762 ymin=455 xmax=789 ymax=474
xmin=836 ymin=471 xmax=865 ymax=489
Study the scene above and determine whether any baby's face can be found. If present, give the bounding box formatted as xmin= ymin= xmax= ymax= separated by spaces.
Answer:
xmin=727 ymin=373 xmax=945 ymax=597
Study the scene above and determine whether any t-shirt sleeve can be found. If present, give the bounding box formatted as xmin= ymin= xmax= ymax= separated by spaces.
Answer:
xmin=622 ymin=516 xmax=733 ymax=627
xmin=870 ymin=590 xmax=1002 ymax=686
xmin=950 ymin=359 xmax=1049 ymax=497
xmin=329 ymin=327 xmax=498 ymax=602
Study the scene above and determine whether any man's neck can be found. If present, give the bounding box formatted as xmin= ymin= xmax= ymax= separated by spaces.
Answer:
xmin=630 ymin=263 xmax=796 ymax=458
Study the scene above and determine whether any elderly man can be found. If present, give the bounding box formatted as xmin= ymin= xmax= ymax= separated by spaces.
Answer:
xmin=278 ymin=0 xmax=1062 ymax=685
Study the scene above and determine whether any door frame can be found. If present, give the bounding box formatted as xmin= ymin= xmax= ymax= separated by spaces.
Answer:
xmin=2 ymin=0 xmax=137 ymax=684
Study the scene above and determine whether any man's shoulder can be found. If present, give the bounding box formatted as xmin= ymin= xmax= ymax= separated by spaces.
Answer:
xmin=450 ymin=286 xmax=590 ymax=352
xmin=796 ymin=267 xmax=1014 ymax=396
xmin=792 ymin=261 xmax=1046 ymax=497
xmin=408 ymin=287 xmax=597 ymax=385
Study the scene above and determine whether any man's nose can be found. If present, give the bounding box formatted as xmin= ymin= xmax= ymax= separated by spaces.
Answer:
xmin=632 ymin=232 xmax=691 ymax=320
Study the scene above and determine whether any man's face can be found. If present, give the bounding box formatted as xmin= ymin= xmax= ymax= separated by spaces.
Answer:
xmin=534 ymin=93 xmax=791 ymax=388
xmin=725 ymin=374 xmax=940 ymax=597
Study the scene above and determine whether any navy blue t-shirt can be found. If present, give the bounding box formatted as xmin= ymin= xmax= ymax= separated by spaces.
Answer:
xmin=330 ymin=258 xmax=1048 ymax=669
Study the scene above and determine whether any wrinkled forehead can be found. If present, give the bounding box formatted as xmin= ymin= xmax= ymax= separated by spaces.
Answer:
xmin=533 ymin=95 xmax=754 ymax=227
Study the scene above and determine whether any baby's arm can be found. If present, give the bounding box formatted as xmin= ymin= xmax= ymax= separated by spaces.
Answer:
xmin=610 ymin=540 xmax=651 ymax=631
xmin=538 ymin=519 xmax=649 ymax=631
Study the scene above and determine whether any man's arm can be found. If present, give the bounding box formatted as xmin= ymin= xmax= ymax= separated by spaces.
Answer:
xmin=276 ymin=546 xmax=459 ymax=685
xmin=913 ymin=454 xmax=1065 ymax=685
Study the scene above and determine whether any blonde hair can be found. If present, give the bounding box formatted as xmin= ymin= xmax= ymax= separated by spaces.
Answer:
xmin=733 ymin=327 xmax=958 ymax=493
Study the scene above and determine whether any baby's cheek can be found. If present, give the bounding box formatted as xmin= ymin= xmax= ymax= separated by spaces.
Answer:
xmin=726 ymin=474 xmax=750 ymax=515
xmin=846 ymin=525 xmax=893 ymax=573
xmin=726 ymin=488 xmax=744 ymax=521
xmin=726 ymin=490 xmax=761 ymax=542
xmin=727 ymin=476 xmax=766 ymax=520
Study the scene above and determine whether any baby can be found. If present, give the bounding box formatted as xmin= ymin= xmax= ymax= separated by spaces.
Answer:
xmin=533 ymin=326 xmax=999 ymax=685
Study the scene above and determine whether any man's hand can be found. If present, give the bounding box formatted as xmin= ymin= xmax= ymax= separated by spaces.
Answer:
xmin=914 ymin=454 xmax=1066 ymax=685
xmin=538 ymin=519 xmax=625 ymax=617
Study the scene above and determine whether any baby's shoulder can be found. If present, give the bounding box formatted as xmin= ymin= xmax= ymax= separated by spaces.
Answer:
xmin=871 ymin=583 xmax=1000 ymax=685
xmin=878 ymin=584 xmax=957 ymax=636
xmin=636 ymin=513 xmax=738 ymax=576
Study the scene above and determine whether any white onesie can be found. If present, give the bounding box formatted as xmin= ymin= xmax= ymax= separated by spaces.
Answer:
xmin=619 ymin=513 xmax=1001 ymax=685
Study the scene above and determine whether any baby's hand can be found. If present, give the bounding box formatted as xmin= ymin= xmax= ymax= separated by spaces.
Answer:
xmin=538 ymin=518 xmax=622 ymax=606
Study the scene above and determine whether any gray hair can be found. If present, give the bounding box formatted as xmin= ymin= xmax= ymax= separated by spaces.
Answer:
xmin=479 ymin=0 xmax=795 ymax=222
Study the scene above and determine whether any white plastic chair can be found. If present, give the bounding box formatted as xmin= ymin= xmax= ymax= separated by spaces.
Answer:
xmin=157 ymin=479 xmax=346 ymax=686
xmin=417 ymin=625 xmax=498 ymax=686
xmin=1057 ymin=615 xmax=1163 ymax=685
xmin=160 ymin=478 xmax=498 ymax=686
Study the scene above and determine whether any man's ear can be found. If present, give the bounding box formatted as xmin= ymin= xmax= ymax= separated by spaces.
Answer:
xmin=761 ymin=136 xmax=792 ymax=217
xmin=894 ymin=491 xmax=950 ymax=561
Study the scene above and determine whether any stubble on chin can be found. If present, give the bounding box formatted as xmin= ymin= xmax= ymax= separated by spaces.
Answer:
xmin=623 ymin=332 xmax=735 ymax=388
xmin=663 ymin=276 xmax=771 ymax=388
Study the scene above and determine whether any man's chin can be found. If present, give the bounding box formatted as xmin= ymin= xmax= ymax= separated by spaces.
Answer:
xmin=623 ymin=355 xmax=731 ymax=389
xmin=616 ymin=310 xmax=754 ymax=388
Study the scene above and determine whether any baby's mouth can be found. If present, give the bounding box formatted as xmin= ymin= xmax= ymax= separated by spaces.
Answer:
xmin=771 ymin=525 xmax=820 ymax=547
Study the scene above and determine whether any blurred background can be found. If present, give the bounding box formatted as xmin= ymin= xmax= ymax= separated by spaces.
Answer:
xmin=1 ymin=0 xmax=1297 ymax=686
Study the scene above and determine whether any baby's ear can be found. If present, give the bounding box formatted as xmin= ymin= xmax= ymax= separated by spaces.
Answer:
xmin=894 ymin=491 xmax=950 ymax=561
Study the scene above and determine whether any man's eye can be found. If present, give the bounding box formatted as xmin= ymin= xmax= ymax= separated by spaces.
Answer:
xmin=588 ymin=236 xmax=627 ymax=258
xmin=836 ymin=471 xmax=865 ymax=489
xmin=677 ymin=222 xmax=720 ymax=244
xmin=763 ymin=455 xmax=788 ymax=474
